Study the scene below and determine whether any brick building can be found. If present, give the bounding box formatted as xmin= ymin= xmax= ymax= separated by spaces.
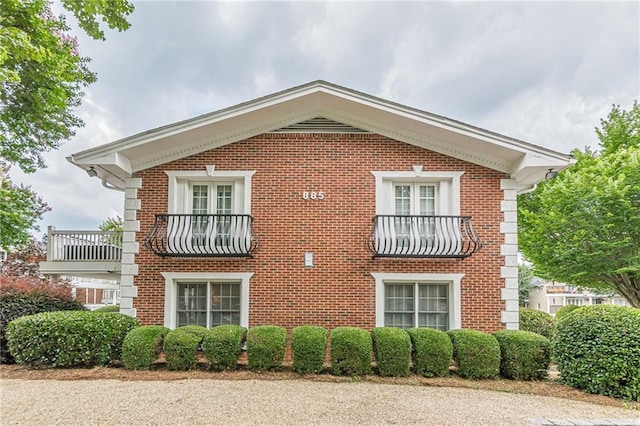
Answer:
xmin=41 ymin=81 xmax=573 ymax=333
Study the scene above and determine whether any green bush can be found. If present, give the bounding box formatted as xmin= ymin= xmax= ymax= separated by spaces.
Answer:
xmin=371 ymin=327 xmax=411 ymax=377
xmin=5 ymin=311 xmax=139 ymax=368
xmin=554 ymin=305 xmax=581 ymax=321
xmin=0 ymin=289 xmax=85 ymax=363
xmin=246 ymin=325 xmax=287 ymax=372
xmin=406 ymin=328 xmax=452 ymax=377
xmin=163 ymin=326 xmax=207 ymax=371
xmin=554 ymin=305 xmax=640 ymax=401
xmin=448 ymin=329 xmax=500 ymax=379
xmin=93 ymin=305 xmax=120 ymax=313
xmin=122 ymin=325 xmax=170 ymax=370
xmin=492 ymin=330 xmax=551 ymax=380
xmin=519 ymin=307 xmax=556 ymax=339
xmin=330 ymin=327 xmax=372 ymax=376
xmin=202 ymin=325 xmax=246 ymax=371
xmin=291 ymin=325 xmax=327 ymax=374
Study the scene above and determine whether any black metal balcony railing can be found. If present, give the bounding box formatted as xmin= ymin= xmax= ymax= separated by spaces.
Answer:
xmin=144 ymin=214 xmax=256 ymax=257
xmin=368 ymin=215 xmax=481 ymax=258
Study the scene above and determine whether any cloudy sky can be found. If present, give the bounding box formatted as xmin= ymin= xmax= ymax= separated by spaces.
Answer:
xmin=10 ymin=0 xmax=640 ymax=234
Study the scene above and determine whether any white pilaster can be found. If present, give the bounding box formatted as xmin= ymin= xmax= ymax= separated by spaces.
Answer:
xmin=119 ymin=177 xmax=142 ymax=318
xmin=500 ymin=178 xmax=519 ymax=329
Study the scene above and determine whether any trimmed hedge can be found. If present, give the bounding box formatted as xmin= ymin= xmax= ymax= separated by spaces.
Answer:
xmin=0 ymin=291 xmax=85 ymax=363
xmin=122 ymin=325 xmax=170 ymax=370
xmin=163 ymin=325 xmax=207 ymax=371
xmin=330 ymin=327 xmax=372 ymax=376
xmin=202 ymin=325 xmax=247 ymax=371
xmin=448 ymin=329 xmax=500 ymax=379
xmin=554 ymin=305 xmax=640 ymax=401
xmin=519 ymin=307 xmax=556 ymax=339
xmin=371 ymin=327 xmax=411 ymax=377
xmin=291 ymin=325 xmax=327 ymax=374
xmin=554 ymin=304 xmax=581 ymax=321
xmin=93 ymin=305 xmax=120 ymax=313
xmin=492 ymin=330 xmax=551 ymax=380
xmin=407 ymin=328 xmax=452 ymax=377
xmin=5 ymin=311 xmax=139 ymax=368
xmin=246 ymin=325 xmax=286 ymax=372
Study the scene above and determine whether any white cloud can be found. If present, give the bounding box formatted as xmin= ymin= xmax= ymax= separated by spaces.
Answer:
xmin=9 ymin=0 xmax=639 ymax=236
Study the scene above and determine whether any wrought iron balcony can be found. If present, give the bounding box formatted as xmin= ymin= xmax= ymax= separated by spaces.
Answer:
xmin=368 ymin=215 xmax=481 ymax=258
xmin=144 ymin=214 xmax=256 ymax=257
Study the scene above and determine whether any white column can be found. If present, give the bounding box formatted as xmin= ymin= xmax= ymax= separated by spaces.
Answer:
xmin=119 ymin=177 xmax=141 ymax=318
xmin=500 ymin=179 xmax=519 ymax=329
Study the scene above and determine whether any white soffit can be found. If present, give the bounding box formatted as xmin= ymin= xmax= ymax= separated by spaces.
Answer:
xmin=69 ymin=81 xmax=573 ymax=182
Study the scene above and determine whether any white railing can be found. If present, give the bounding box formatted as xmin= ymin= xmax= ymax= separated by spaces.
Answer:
xmin=46 ymin=226 xmax=123 ymax=262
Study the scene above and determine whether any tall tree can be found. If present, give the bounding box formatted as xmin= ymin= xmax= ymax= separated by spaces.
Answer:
xmin=0 ymin=0 xmax=133 ymax=249
xmin=519 ymin=102 xmax=640 ymax=308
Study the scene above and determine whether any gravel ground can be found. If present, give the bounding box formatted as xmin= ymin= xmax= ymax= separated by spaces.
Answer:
xmin=1 ymin=379 xmax=638 ymax=425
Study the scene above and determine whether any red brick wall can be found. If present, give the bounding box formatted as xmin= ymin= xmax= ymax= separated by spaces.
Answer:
xmin=134 ymin=133 xmax=506 ymax=332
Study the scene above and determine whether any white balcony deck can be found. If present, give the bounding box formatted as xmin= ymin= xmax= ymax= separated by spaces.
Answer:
xmin=39 ymin=227 xmax=123 ymax=280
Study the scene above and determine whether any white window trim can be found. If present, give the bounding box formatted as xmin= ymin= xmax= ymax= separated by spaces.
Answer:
xmin=165 ymin=170 xmax=255 ymax=214
xmin=371 ymin=272 xmax=463 ymax=330
xmin=371 ymin=171 xmax=463 ymax=215
xmin=161 ymin=272 xmax=253 ymax=329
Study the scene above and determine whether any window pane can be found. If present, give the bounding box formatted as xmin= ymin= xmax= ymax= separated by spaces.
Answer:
xmin=394 ymin=185 xmax=411 ymax=215
xmin=210 ymin=282 xmax=240 ymax=327
xmin=216 ymin=185 xmax=233 ymax=214
xmin=385 ymin=284 xmax=414 ymax=329
xmin=177 ymin=283 xmax=207 ymax=327
xmin=418 ymin=284 xmax=449 ymax=331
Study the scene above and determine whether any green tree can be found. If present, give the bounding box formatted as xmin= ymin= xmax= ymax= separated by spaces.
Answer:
xmin=99 ymin=215 xmax=123 ymax=246
xmin=0 ymin=171 xmax=49 ymax=250
xmin=518 ymin=264 xmax=533 ymax=306
xmin=519 ymin=102 xmax=640 ymax=308
xmin=0 ymin=0 xmax=133 ymax=249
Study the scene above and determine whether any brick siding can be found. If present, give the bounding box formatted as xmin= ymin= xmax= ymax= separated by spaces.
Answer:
xmin=134 ymin=133 xmax=507 ymax=332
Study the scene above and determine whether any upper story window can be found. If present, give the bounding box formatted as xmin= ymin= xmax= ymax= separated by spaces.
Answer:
xmin=368 ymin=171 xmax=480 ymax=258
xmin=144 ymin=170 xmax=256 ymax=257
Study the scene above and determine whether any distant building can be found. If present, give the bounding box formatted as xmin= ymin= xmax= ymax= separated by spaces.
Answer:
xmin=526 ymin=280 xmax=630 ymax=315
xmin=72 ymin=278 xmax=120 ymax=310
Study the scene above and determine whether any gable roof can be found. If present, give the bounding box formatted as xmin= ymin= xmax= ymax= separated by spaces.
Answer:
xmin=68 ymin=80 xmax=573 ymax=193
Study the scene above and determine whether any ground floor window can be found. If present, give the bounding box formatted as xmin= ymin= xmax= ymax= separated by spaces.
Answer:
xmin=372 ymin=272 xmax=462 ymax=331
xmin=162 ymin=272 xmax=253 ymax=329
xmin=177 ymin=281 xmax=240 ymax=327
xmin=384 ymin=283 xmax=449 ymax=330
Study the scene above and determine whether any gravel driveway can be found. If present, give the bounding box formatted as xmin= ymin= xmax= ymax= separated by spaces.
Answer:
xmin=1 ymin=378 xmax=638 ymax=425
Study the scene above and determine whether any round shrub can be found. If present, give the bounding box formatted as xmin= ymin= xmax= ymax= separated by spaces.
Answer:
xmin=330 ymin=327 xmax=372 ymax=377
xmin=448 ymin=329 xmax=500 ymax=379
xmin=0 ymin=289 xmax=85 ymax=363
xmin=519 ymin=307 xmax=556 ymax=339
xmin=371 ymin=327 xmax=411 ymax=377
xmin=122 ymin=325 xmax=170 ymax=370
xmin=93 ymin=305 xmax=120 ymax=313
xmin=492 ymin=330 xmax=551 ymax=380
xmin=406 ymin=328 xmax=452 ymax=377
xmin=554 ymin=305 xmax=640 ymax=401
xmin=5 ymin=311 xmax=139 ymax=368
xmin=291 ymin=325 xmax=328 ymax=374
xmin=202 ymin=325 xmax=247 ymax=371
xmin=163 ymin=325 xmax=207 ymax=371
xmin=246 ymin=325 xmax=287 ymax=372
xmin=554 ymin=304 xmax=581 ymax=321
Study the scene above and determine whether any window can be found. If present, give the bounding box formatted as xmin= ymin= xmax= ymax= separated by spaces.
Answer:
xmin=162 ymin=272 xmax=253 ymax=328
xmin=177 ymin=281 xmax=240 ymax=327
xmin=371 ymin=171 xmax=463 ymax=216
xmin=190 ymin=183 xmax=234 ymax=247
xmin=384 ymin=282 xmax=449 ymax=330
xmin=566 ymin=298 xmax=583 ymax=306
xmin=393 ymin=184 xmax=437 ymax=246
xmin=372 ymin=272 xmax=462 ymax=331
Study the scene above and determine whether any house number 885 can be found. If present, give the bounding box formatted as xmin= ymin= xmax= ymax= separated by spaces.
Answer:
xmin=303 ymin=191 xmax=325 ymax=200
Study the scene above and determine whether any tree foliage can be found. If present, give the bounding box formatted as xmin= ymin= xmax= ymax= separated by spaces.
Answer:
xmin=519 ymin=102 xmax=640 ymax=308
xmin=0 ymin=171 xmax=49 ymax=250
xmin=0 ymin=0 xmax=133 ymax=249
xmin=518 ymin=264 xmax=533 ymax=306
